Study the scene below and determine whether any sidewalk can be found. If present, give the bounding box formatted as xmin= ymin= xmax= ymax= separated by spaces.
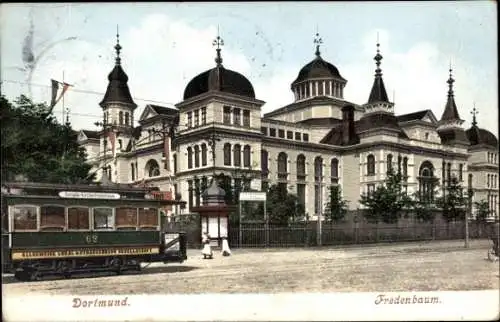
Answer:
xmin=187 ymin=238 xmax=492 ymax=257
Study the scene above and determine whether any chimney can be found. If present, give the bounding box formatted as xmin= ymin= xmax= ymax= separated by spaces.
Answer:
xmin=342 ymin=105 xmax=355 ymax=145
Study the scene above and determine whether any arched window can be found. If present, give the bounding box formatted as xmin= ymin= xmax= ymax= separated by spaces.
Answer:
xmin=297 ymin=154 xmax=306 ymax=180
xmin=233 ymin=144 xmax=241 ymax=167
xmin=145 ymin=159 xmax=160 ymax=177
xmin=314 ymin=156 xmax=323 ymax=182
xmin=331 ymin=158 xmax=339 ymax=184
xmin=119 ymin=111 xmax=123 ymax=125
xmin=367 ymin=154 xmax=375 ymax=175
xmin=201 ymin=144 xmax=207 ymax=166
xmin=243 ymin=145 xmax=251 ymax=167
xmin=187 ymin=147 xmax=193 ymax=169
xmin=224 ymin=143 xmax=231 ymax=165
xmin=194 ymin=145 xmax=200 ymax=168
xmin=125 ymin=112 xmax=129 ymax=125
xmin=386 ymin=154 xmax=393 ymax=173
xmin=419 ymin=161 xmax=435 ymax=202
xmin=261 ymin=150 xmax=269 ymax=175
xmin=277 ymin=152 xmax=288 ymax=180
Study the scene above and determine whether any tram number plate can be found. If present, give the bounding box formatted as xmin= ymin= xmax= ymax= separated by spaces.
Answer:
xmin=85 ymin=234 xmax=99 ymax=244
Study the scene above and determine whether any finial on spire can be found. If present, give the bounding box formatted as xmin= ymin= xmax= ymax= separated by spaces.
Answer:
xmin=471 ymin=103 xmax=478 ymax=127
xmin=114 ymin=25 xmax=122 ymax=65
xmin=314 ymin=32 xmax=323 ymax=57
xmin=212 ymin=25 xmax=224 ymax=66
xmin=447 ymin=64 xmax=455 ymax=97
xmin=374 ymin=36 xmax=383 ymax=77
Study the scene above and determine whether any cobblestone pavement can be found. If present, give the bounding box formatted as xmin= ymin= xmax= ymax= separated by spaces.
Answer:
xmin=3 ymin=239 xmax=499 ymax=295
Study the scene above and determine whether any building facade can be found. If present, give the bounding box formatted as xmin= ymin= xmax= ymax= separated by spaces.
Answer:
xmin=79 ymin=33 xmax=499 ymax=221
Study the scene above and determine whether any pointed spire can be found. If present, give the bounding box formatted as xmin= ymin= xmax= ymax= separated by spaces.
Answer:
xmin=439 ymin=64 xmax=462 ymax=123
xmin=471 ymin=103 xmax=478 ymax=127
xmin=314 ymin=32 xmax=323 ymax=58
xmin=367 ymin=37 xmax=389 ymax=104
xmin=212 ymin=25 xmax=224 ymax=66
xmin=114 ymin=25 xmax=122 ymax=65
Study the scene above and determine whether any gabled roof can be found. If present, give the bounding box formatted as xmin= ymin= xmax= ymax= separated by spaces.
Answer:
xmin=396 ymin=109 xmax=438 ymax=124
xmin=139 ymin=104 xmax=178 ymax=122
xmin=77 ymin=129 xmax=100 ymax=143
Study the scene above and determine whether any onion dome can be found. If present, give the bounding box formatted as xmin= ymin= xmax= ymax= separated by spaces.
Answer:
xmin=99 ymin=28 xmax=137 ymax=109
xmin=291 ymin=33 xmax=347 ymax=101
xmin=183 ymin=33 xmax=255 ymax=101
xmin=201 ymin=178 xmax=226 ymax=206
xmin=466 ymin=106 xmax=498 ymax=147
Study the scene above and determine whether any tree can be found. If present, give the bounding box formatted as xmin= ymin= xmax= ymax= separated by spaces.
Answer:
xmin=359 ymin=169 xmax=413 ymax=224
xmin=1 ymin=95 xmax=95 ymax=184
xmin=324 ymin=185 xmax=348 ymax=223
xmin=474 ymin=199 xmax=490 ymax=224
xmin=265 ymin=184 xmax=305 ymax=225
xmin=435 ymin=176 xmax=468 ymax=222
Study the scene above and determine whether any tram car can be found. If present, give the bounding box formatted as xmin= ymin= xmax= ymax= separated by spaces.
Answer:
xmin=1 ymin=181 xmax=187 ymax=281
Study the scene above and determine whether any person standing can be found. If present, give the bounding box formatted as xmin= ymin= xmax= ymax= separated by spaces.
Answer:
xmin=201 ymin=232 xmax=213 ymax=259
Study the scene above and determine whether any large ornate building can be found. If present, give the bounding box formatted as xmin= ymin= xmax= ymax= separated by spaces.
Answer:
xmin=78 ymin=32 xmax=499 ymax=221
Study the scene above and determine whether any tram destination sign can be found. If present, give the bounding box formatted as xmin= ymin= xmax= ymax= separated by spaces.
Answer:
xmin=239 ymin=192 xmax=267 ymax=201
xmin=59 ymin=191 xmax=121 ymax=200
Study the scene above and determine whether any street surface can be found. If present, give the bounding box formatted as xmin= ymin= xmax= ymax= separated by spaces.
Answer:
xmin=3 ymin=239 xmax=499 ymax=295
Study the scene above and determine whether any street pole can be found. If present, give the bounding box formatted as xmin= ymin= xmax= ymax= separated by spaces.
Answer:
xmin=239 ymin=201 xmax=242 ymax=248
xmin=317 ymin=182 xmax=323 ymax=247
xmin=465 ymin=176 xmax=472 ymax=248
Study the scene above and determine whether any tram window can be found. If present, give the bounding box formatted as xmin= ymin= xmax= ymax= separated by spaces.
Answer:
xmin=93 ymin=208 xmax=114 ymax=230
xmin=12 ymin=205 xmax=38 ymax=230
xmin=116 ymin=207 xmax=138 ymax=229
xmin=138 ymin=208 xmax=158 ymax=229
xmin=68 ymin=207 xmax=90 ymax=230
xmin=40 ymin=205 xmax=65 ymax=231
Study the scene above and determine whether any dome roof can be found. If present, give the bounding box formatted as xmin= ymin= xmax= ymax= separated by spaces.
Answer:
xmin=292 ymin=56 xmax=345 ymax=86
xmin=183 ymin=66 xmax=255 ymax=100
xmin=466 ymin=126 xmax=498 ymax=147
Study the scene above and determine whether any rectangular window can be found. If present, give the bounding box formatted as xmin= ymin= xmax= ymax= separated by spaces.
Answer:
xmin=187 ymin=112 xmax=192 ymax=128
xmin=138 ymin=208 xmax=158 ymax=229
xmin=287 ymin=131 xmax=293 ymax=139
xmin=243 ymin=110 xmax=250 ymax=127
xmin=115 ymin=207 xmax=138 ymax=230
xmin=314 ymin=184 xmax=320 ymax=214
xmin=201 ymin=107 xmax=207 ymax=125
xmin=367 ymin=184 xmax=375 ymax=196
xmin=303 ymin=133 xmax=309 ymax=142
xmin=234 ymin=108 xmax=241 ymax=125
xmin=40 ymin=205 xmax=65 ymax=231
xmin=459 ymin=164 xmax=463 ymax=181
xmin=295 ymin=132 xmax=301 ymax=140
xmin=195 ymin=179 xmax=201 ymax=207
xmin=297 ymin=184 xmax=306 ymax=206
xmin=194 ymin=110 xmax=199 ymax=127
xmin=93 ymin=208 xmax=114 ymax=230
xmin=278 ymin=129 xmax=285 ymax=138
xmin=223 ymin=106 xmax=231 ymax=124
xmin=261 ymin=127 xmax=268 ymax=135
xmin=12 ymin=205 xmax=38 ymax=230
xmin=269 ymin=128 xmax=276 ymax=137
xmin=188 ymin=180 xmax=194 ymax=210
xmin=68 ymin=207 xmax=90 ymax=230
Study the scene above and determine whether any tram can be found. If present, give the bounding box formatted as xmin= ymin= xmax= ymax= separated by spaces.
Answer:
xmin=1 ymin=181 xmax=187 ymax=281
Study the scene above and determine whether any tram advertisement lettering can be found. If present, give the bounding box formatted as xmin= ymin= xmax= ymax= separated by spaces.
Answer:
xmin=12 ymin=246 xmax=160 ymax=260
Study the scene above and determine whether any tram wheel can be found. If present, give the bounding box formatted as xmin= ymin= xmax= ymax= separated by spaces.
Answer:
xmin=110 ymin=257 xmax=123 ymax=275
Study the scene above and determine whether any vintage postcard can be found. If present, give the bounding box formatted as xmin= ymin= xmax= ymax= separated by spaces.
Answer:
xmin=1 ymin=2 xmax=499 ymax=321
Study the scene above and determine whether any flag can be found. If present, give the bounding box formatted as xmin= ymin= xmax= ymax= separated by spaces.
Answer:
xmin=50 ymin=79 xmax=72 ymax=109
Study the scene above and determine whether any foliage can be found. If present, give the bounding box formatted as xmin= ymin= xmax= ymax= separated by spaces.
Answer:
xmin=265 ymin=184 xmax=305 ymax=225
xmin=1 ymin=95 xmax=95 ymax=184
xmin=435 ymin=176 xmax=469 ymax=222
xmin=474 ymin=199 xmax=490 ymax=224
xmin=324 ymin=185 xmax=348 ymax=223
xmin=359 ymin=169 xmax=414 ymax=224
xmin=411 ymin=177 xmax=440 ymax=223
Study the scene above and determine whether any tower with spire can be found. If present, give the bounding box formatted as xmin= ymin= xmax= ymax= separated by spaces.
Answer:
xmin=98 ymin=26 xmax=138 ymax=181
xmin=363 ymin=38 xmax=394 ymax=115
xmin=436 ymin=66 xmax=469 ymax=146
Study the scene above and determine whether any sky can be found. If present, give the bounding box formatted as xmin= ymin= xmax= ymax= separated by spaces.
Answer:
xmin=1 ymin=2 xmax=498 ymax=136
